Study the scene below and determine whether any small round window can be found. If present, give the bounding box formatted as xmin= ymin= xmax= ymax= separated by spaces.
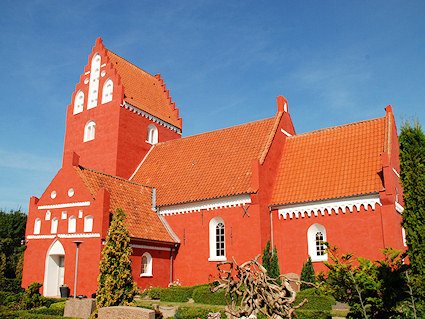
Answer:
xmin=50 ymin=191 xmax=57 ymax=199
xmin=68 ymin=188 xmax=75 ymax=197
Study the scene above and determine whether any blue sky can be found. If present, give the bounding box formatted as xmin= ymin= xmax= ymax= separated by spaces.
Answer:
xmin=1 ymin=1 xmax=424 ymax=211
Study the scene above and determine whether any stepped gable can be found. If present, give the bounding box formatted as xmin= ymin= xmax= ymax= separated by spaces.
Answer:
xmin=74 ymin=166 xmax=176 ymax=243
xmin=132 ymin=117 xmax=277 ymax=206
xmin=271 ymin=116 xmax=387 ymax=206
xmin=106 ymin=49 xmax=182 ymax=129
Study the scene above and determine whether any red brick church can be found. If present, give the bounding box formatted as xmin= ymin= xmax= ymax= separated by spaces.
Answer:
xmin=22 ymin=38 xmax=405 ymax=297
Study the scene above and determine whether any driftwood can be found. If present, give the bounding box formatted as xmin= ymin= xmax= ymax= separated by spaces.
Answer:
xmin=211 ymin=255 xmax=307 ymax=319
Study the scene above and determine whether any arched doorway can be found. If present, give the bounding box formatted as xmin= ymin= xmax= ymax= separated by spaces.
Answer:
xmin=43 ymin=239 xmax=65 ymax=297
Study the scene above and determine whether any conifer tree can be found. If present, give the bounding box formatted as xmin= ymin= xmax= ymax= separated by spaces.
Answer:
xmin=262 ymin=240 xmax=281 ymax=284
xmin=300 ymin=256 xmax=315 ymax=290
xmin=96 ymin=208 xmax=137 ymax=308
xmin=399 ymin=120 xmax=425 ymax=298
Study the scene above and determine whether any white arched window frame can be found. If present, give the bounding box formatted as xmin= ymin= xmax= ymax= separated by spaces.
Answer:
xmin=84 ymin=121 xmax=96 ymax=142
xmin=147 ymin=124 xmax=158 ymax=144
xmin=88 ymin=53 xmax=101 ymax=109
xmin=73 ymin=90 xmax=84 ymax=115
xmin=34 ymin=218 xmax=41 ymax=234
xmin=45 ymin=211 xmax=51 ymax=220
xmin=51 ymin=218 xmax=58 ymax=234
xmin=140 ymin=252 xmax=153 ymax=277
xmin=84 ymin=215 xmax=93 ymax=232
xmin=68 ymin=216 xmax=76 ymax=233
xmin=209 ymin=217 xmax=226 ymax=261
xmin=101 ymin=78 xmax=113 ymax=104
xmin=307 ymin=223 xmax=327 ymax=262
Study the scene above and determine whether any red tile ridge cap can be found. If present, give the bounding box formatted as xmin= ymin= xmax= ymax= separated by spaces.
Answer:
xmin=152 ymin=116 xmax=275 ymax=148
xmin=287 ymin=116 xmax=386 ymax=139
xmin=76 ymin=166 xmax=154 ymax=190
xmin=270 ymin=191 xmax=381 ymax=208
xmin=383 ymin=110 xmax=393 ymax=157
xmin=259 ymin=111 xmax=283 ymax=164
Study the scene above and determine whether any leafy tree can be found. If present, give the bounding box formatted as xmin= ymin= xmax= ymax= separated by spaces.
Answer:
xmin=262 ymin=240 xmax=281 ymax=284
xmin=96 ymin=208 xmax=137 ymax=308
xmin=300 ymin=256 xmax=316 ymax=290
xmin=320 ymin=245 xmax=411 ymax=319
xmin=399 ymin=120 xmax=425 ymax=299
xmin=0 ymin=209 xmax=26 ymax=279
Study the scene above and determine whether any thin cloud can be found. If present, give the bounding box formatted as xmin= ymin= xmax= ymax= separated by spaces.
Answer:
xmin=0 ymin=149 xmax=60 ymax=173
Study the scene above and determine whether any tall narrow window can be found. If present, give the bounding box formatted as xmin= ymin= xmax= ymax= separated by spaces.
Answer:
xmin=209 ymin=217 xmax=226 ymax=261
xmin=101 ymin=79 xmax=113 ymax=104
xmin=84 ymin=215 xmax=93 ymax=232
xmin=88 ymin=53 xmax=101 ymax=109
xmin=84 ymin=121 xmax=96 ymax=142
xmin=68 ymin=216 xmax=76 ymax=233
xmin=73 ymin=90 xmax=84 ymax=114
xmin=307 ymin=224 xmax=327 ymax=262
xmin=34 ymin=218 xmax=41 ymax=234
xmin=147 ymin=124 xmax=158 ymax=144
xmin=51 ymin=218 xmax=58 ymax=234
xmin=140 ymin=252 xmax=152 ymax=276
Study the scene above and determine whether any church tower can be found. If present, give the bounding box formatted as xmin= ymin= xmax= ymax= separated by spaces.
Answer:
xmin=63 ymin=38 xmax=182 ymax=179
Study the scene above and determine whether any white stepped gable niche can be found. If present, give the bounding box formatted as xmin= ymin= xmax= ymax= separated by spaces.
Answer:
xmin=73 ymin=90 xmax=84 ymax=114
xmin=278 ymin=194 xmax=381 ymax=220
xmin=88 ymin=53 xmax=101 ymax=109
xmin=101 ymin=78 xmax=113 ymax=104
xmin=158 ymin=194 xmax=251 ymax=216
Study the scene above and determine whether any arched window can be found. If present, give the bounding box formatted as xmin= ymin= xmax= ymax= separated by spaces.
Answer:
xmin=101 ymin=79 xmax=113 ymax=104
xmin=147 ymin=124 xmax=158 ymax=144
xmin=45 ymin=211 xmax=51 ymax=220
xmin=34 ymin=218 xmax=41 ymax=234
xmin=209 ymin=217 xmax=226 ymax=261
xmin=73 ymin=90 xmax=84 ymax=114
xmin=84 ymin=121 xmax=96 ymax=142
xmin=84 ymin=215 xmax=93 ymax=232
xmin=68 ymin=216 xmax=76 ymax=233
xmin=51 ymin=218 xmax=58 ymax=234
xmin=307 ymin=224 xmax=327 ymax=262
xmin=140 ymin=252 xmax=152 ymax=277
xmin=88 ymin=53 xmax=101 ymax=109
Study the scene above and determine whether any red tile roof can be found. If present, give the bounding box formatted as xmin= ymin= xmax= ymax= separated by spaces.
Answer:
xmin=75 ymin=166 xmax=176 ymax=243
xmin=106 ymin=50 xmax=182 ymax=129
xmin=270 ymin=116 xmax=388 ymax=206
xmin=132 ymin=117 xmax=277 ymax=206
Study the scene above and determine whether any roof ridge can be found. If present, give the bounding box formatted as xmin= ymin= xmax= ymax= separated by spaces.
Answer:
xmin=288 ymin=115 xmax=385 ymax=139
xmin=259 ymin=112 xmax=283 ymax=164
xmin=154 ymin=116 xmax=275 ymax=147
xmin=77 ymin=166 xmax=154 ymax=189
xmin=106 ymin=49 xmax=156 ymax=80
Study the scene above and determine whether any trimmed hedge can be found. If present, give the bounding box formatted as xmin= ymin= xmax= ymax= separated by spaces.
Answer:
xmin=192 ymin=286 xmax=226 ymax=305
xmin=175 ymin=307 xmax=225 ymax=319
xmin=160 ymin=287 xmax=193 ymax=302
xmin=294 ymin=288 xmax=335 ymax=311
xmin=295 ymin=310 xmax=332 ymax=319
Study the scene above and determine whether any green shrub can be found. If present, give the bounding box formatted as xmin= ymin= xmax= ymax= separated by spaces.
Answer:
xmin=176 ymin=307 xmax=225 ymax=319
xmin=49 ymin=301 xmax=66 ymax=310
xmin=294 ymin=310 xmax=332 ymax=319
xmin=294 ymin=288 xmax=335 ymax=311
xmin=160 ymin=287 xmax=192 ymax=302
xmin=0 ymin=278 xmax=22 ymax=293
xmin=148 ymin=287 xmax=163 ymax=299
xmin=192 ymin=286 xmax=226 ymax=305
xmin=0 ymin=291 xmax=13 ymax=306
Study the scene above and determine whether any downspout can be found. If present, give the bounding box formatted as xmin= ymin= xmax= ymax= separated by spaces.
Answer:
xmin=170 ymin=247 xmax=173 ymax=285
xmin=269 ymin=206 xmax=274 ymax=249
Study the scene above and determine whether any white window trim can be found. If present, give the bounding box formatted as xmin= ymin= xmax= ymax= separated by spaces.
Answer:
xmin=307 ymin=223 xmax=327 ymax=262
xmin=147 ymin=124 xmax=158 ymax=145
xmin=68 ymin=216 xmax=76 ymax=233
xmin=209 ymin=217 xmax=226 ymax=262
xmin=34 ymin=218 xmax=41 ymax=234
xmin=84 ymin=215 xmax=93 ymax=232
xmin=51 ymin=218 xmax=58 ymax=234
xmin=140 ymin=252 xmax=153 ymax=277
xmin=84 ymin=120 xmax=96 ymax=142
xmin=73 ymin=90 xmax=84 ymax=115
xmin=101 ymin=78 xmax=113 ymax=104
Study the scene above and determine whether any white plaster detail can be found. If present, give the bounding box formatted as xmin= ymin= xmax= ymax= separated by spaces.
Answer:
xmin=88 ymin=53 xmax=101 ymax=109
xmin=27 ymin=234 xmax=56 ymax=239
xmin=395 ymin=202 xmax=404 ymax=214
xmin=45 ymin=211 xmax=51 ymax=220
xmin=101 ymin=78 xmax=113 ymax=104
xmin=129 ymin=145 xmax=155 ymax=180
xmin=84 ymin=215 xmax=93 ymax=232
xmin=122 ymin=102 xmax=182 ymax=134
xmin=392 ymin=168 xmax=400 ymax=178
xmin=34 ymin=218 xmax=41 ymax=234
xmin=100 ymin=63 xmax=106 ymax=68
xmin=73 ymin=90 xmax=84 ymax=115
xmin=284 ymin=102 xmax=288 ymax=112
xmin=158 ymin=194 xmax=251 ymax=216
xmin=402 ymin=227 xmax=407 ymax=247
xmin=84 ymin=78 xmax=89 ymax=84
xmin=281 ymin=128 xmax=292 ymax=137
xmin=78 ymin=210 xmax=83 ymax=218
xmin=68 ymin=216 xmax=76 ymax=233
xmin=38 ymin=201 xmax=91 ymax=210
xmin=61 ymin=211 xmax=67 ymax=219
xmin=51 ymin=218 xmax=58 ymax=234
xmin=101 ymin=70 xmax=106 ymax=77
xmin=50 ymin=191 xmax=56 ymax=199
xmin=58 ymin=233 xmax=100 ymax=238
xmin=147 ymin=124 xmax=158 ymax=144
xmin=130 ymin=244 xmax=171 ymax=252
xmin=277 ymin=194 xmax=381 ymax=220
xmin=84 ymin=71 xmax=90 ymax=75
xmin=68 ymin=188 xmax=74 ymax=197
